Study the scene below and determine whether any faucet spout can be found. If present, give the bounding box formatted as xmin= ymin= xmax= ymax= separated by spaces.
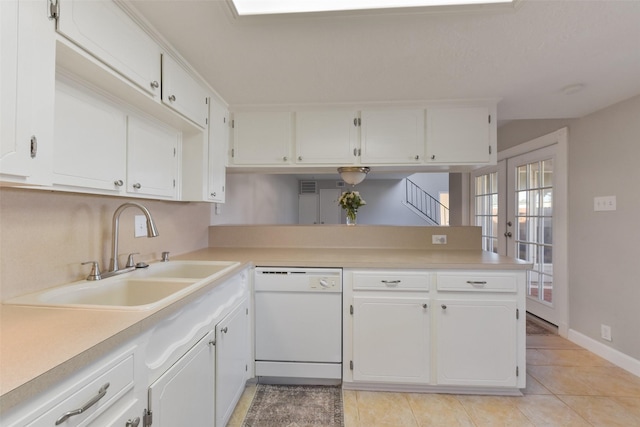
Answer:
xmin=109 ymin=202 xmax=159 ymax=272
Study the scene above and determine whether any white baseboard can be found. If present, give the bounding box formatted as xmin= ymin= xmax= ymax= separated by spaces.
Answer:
xmin=568 ymin=329 xmax=640 ymax=377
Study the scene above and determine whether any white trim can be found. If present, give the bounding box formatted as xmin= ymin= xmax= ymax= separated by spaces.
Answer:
xmin=568 ymin=329 xmax=640 ymax=378
xmin=498 ymin=127 xmax=567 ymax=161
xmin=490 ymin=127 xmax=568 ymax=335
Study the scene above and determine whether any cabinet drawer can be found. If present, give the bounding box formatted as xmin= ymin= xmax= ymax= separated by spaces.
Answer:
xmin=352 ymin=271 xmax=430 ymax=291
xmin=436 ymin=272 xmax=517 ymax=293
xmin=22 ymin=353 xmax=135 ymax=427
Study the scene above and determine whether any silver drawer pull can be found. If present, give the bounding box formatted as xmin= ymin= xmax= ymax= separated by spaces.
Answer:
xmin=381 ymin=280 xmax=401 ymax=286
xmin=55 ymin=383 xmax=110 ymax=425
xmin=466 ymin=281 xmax=487 ymax=286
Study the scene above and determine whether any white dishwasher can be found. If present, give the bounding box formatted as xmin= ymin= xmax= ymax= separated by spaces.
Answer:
xmin=254 ymin=267 xmax=342 ymax=383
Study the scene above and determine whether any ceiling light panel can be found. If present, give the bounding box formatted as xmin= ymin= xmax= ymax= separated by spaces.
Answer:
xmin=231 ymin=0 xmax=513 ymax=16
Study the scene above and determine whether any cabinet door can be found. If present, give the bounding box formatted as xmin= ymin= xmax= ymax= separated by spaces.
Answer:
xmin=295 ymin=111 xmax=358 ymax=164
xmin=216 ymin=299 xmax=249 ymax=427
xmin=208 ymin=96 xmax=228 ymax=202
xmin=127 ymin=115 xmax=179 ymax=199
xmin=148 ymin=330 xmax=215 ymax=427
xmin=53 ymin=78 xmax=127 ymax=192
xmin=360 ymin=110 xmax=424 ymax=164
xmin=426 ymin=106 xmax=492 ymax=164
xmin=298 ymin=194 xmax=319 ymax=224
xmin=436 ymin=299 xmax=518 ymax=387
xmin=352 ymin=296 xmax=430 ymax=383
xmin=56 ymin=0 xmax=162 ymax=98
xmin=231 ymin=112 xmax=292 ymax=165
xmin=161 ymin=55 xmax=208 ymax=128
xmin=1 ymin=0 xmax=55 ymax=184
xmin=319 ymin=188 xmax=341 ymax=224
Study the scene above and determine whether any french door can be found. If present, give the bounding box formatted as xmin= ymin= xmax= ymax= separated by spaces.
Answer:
xmin=471 ymin=129 xmax=567 ymax=331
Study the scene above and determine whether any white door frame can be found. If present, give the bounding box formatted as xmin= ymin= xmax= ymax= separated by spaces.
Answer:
xmin=468 ymin=128 xmax=568 ymax=336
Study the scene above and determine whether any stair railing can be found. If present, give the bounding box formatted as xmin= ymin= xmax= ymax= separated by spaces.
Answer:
xmin=405 ymin=178 xmax=449 ymax=225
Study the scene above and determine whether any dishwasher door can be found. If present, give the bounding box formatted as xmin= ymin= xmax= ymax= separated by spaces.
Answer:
xmin=254 ymin=268 xmax=342 ymax=380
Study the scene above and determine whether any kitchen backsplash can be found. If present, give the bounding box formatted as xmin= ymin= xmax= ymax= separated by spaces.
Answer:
xmin=0 ymin=188 xmax=211 ymax=301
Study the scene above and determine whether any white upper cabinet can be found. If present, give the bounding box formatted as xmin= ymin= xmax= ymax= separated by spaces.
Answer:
xmin=207 ymin=96 xmax=229 ymax=202
xmin=56 ymin=0 xmax=162 ymax=98
xmin=295 ymin=111 xmax=358 ymax=164
xmin=232 ymin=112 xmax=292 ymax=165
xmin=53 ymin=77 xmax=127 ymax=193
xmin=127 ymin=115 xmax=180 ymax=199
xmin=426 ymin=106 xmax=494 ymax=164
xmin=1 ymin=0 xmax=55 ymax=185
xmin=161 ymin=54 xmax=208 ymax=128
xmin=360 ymin=109 xmax=425 ymax=164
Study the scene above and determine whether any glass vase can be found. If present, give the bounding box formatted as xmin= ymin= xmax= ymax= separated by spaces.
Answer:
xmin=346 ymin=210 xmax=357 ymax=226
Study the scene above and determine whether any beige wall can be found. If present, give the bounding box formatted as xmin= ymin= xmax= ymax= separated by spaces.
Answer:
xmin=498 ymin=94 xmax=640 ymax=361
xmin=210 ymin=173 xmax=299 ymax=225
xmin=0 ymin=189 xmax=211 ymax=300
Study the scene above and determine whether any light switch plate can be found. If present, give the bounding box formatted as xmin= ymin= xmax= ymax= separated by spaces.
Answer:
xmin=594 ymin=196 xmax=616 ymax=211
xmin=134 ymin=215 xmax=147 ymax=237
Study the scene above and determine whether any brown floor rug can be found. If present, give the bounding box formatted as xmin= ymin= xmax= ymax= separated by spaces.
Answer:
xmin=242 ymin=384 xmax=344 ymax=427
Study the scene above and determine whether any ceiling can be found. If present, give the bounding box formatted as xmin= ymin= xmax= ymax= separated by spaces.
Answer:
xmin=129 ymin=0 xmax=640 ymax=121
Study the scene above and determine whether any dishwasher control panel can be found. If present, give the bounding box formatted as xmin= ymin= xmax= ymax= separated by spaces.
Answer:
xmin=309 ymin=276 xmax=340 ymax=290
xmin=255 ymin=267 xmax=342 ymax=292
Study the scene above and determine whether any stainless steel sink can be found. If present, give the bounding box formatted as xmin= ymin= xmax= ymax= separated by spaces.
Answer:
xmin=5 ymin=260 xmax=240 ymax=311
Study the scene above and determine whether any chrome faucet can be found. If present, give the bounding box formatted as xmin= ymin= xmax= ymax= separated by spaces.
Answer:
xmin=108 ymin=202 xmax=159 ymax=273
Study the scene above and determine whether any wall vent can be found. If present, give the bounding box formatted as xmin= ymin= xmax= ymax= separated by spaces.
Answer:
xmin=299 ymin=181 xmax=318 ymax=194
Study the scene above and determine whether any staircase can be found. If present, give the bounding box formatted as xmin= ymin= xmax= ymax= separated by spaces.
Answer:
xmin=405 ymin=178 xmax=449 ymax=225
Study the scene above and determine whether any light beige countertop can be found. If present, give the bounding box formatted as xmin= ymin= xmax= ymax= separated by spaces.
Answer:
xmin=176 ymin=247 xmax=531 ymax=270
xmin=0 ymin=228 xmax=529 ymax=413
xmin=0 ymin=262 xmax=251 ymax=413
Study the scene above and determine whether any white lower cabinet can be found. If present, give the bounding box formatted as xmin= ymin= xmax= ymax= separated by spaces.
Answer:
xmin=215 ymin=298 xmax=250 ymax=427
xmin=147 ymin=329 xmax=216 ymax=427
xmin=3 ymin=345 xmax=142 ymax=427
xmin=344 ymin=269 xmax=526 ymax=393
xmin=436 ymin=299 xmax=518 ymax=387
xmin=352 ymin=296 xmax=430 ymax=383
xmin=3 ymin=267 xmax=251 ymax=427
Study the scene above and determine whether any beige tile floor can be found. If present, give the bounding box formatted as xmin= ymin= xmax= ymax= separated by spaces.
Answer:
xmin=228 ymin=334 xmax=640 ymax=426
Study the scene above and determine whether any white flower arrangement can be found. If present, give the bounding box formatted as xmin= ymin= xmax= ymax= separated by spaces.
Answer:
xmin=338 ymin=190 xmax=366 ymax=223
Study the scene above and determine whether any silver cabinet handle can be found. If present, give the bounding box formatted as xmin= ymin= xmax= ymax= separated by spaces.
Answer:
xmin=381 ymin=280 xmax=401 ymax=286
xmin=55 ymin=383 xmax=110 ymax=425
xmin=114 ymin=179 xmax=124 ymax=187
xmin=133 ymin=183 xmax=141 ymax=189
xmin=282 ymin=156 xmax=288 ymax=161
xmin=168 ymin=94 xmax=176 ymax=102
xmin=466 ymin=281 xmax=487 ymax=286
xmin=221 ymin=327 xmax=228 ymax=333
xmin=30 ymin=136 xmax=38 ymax=158
xmin=504 ymin=232 xmax=512 ymax=237
xmin=441 ymin=304 xmax=447 ymax=310
xmin=209 ymin=340 xmax=216 ymax=346
xmin=211 ymin=192 xmax=216 ymax=197
xmin=298 ymin=156 xmax=302 ymax=161
xmin=431 ymin=154 xmax=436 ymax=160
xmin=150 ymin=81 xmax=159 ymax=89
xmin=415 ymin=155 xmax=420 ymax=160
xmin=422 ymin=303 xmax=427 ymax=309
xmin=126 ymin=417 xmax=141 ymax=427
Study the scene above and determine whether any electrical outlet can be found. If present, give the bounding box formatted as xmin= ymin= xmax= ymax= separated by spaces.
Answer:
xmin=601 ymin=324 xmax=612 ymax=342
xmin=134 ymin=215 xmax=147 ymax=238
xmin=432 ymin=235 xmax=447 ymax=245
xmin=594 ymin=196 xmax=616 ymax=211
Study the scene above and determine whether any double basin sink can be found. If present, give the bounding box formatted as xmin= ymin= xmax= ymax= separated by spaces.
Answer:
xmin=5 ymin=261 xmax=240 ymax=311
